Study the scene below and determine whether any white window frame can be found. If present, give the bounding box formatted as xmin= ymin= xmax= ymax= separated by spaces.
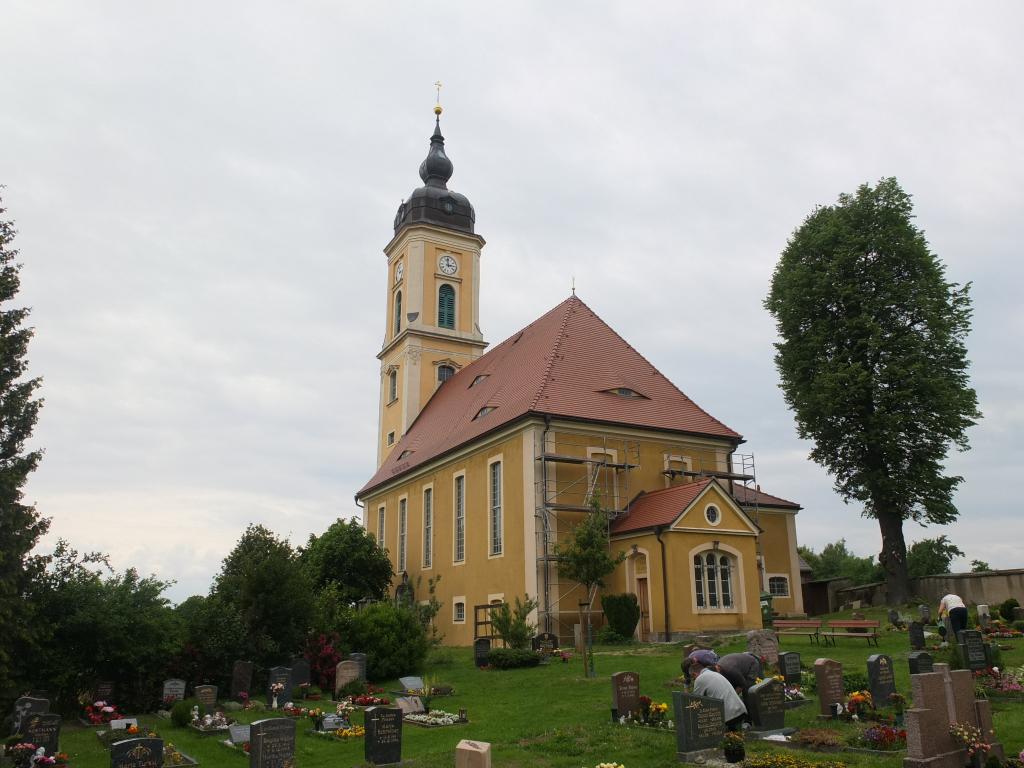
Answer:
xmin=704 ymin=503 xmax=722 ymax=527
xmin=453 ymin=596 xmax=466 ymax=624
xmin=664 ymin=453 xmax=693 ymax=487
xmin=692 ymin=547 xmax=739 ymax=613
xmin=422 ymin=485 xmax=433 ymax=569
xmin=388 ymin=370 xmax=398 ymax=403
xmin=587 ymin=447 xmax=619 ymax=510
xmin=377 ymin=505 xmax=386 ymax=550
xmin=453 ymin=471 xmax=466 ymax=564
xmin=488 ymin=456 xmax=503 ymax=558
xmin=397 ymin=496 xmax=408 ymax=572
xmin=768 ymin=574 xmax=791 ymax=597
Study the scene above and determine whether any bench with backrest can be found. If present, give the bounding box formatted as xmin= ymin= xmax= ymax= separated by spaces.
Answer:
xmin=774 ymin=619 xmax=822 ymax=644
xmin=821 ymin=619 xmax=880 ymax=646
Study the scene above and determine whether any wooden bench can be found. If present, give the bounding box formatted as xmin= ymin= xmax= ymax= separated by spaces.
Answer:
xmin=774 ymin=619 xmax=822 ymax=644
xmin=821 ymin=619 xmax=880 ymax=647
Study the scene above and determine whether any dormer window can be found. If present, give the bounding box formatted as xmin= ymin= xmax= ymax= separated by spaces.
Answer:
xmin=602 ymin=387 xmax=647 ymax=399
xmin=470 ymin=374 xmax=489 ymax=388
xmin=399 ymin=450 xmax=413 ymax=460
xmin=474 ymin=406 xmax=496 ymax=420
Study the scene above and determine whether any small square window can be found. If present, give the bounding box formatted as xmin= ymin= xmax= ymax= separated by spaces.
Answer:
xmin=454 ymin=601 xmax=465 ymax=623
xmin=387 ymin=432 xmax=395 ymax=446
xmin=769 ymin=576 xmax=790 ymax=597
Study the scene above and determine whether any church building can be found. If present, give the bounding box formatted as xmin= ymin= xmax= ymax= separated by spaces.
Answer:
xmin=357 ymin=107 xmax=804 ymax=644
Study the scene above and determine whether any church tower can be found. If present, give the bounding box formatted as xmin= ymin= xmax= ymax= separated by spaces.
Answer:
xmin=377 ymin=106 xmax=487 ymax=466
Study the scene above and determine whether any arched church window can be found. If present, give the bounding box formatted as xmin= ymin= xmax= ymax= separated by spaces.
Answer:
xmin=394 ymin=291 xmax=403 ymax=336
xmin=694 ymin=549 xmax=736 ymax=610
xmin=438 ymin=365 xmax=455 ymax=383
xmin=438 ymin=284 xmax=455 ymax=329
xmin=388 ymin=370 xmax=397 ymax=402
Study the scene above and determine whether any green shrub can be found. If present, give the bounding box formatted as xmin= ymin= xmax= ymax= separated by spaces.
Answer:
xmin=595 ymin=626 xmax=629 ymax=644
xmin=171 ymin=698 xmax=200 ymax=727
xmin=489 ymin=595 xmax=538 ymax=650
xmin=338 ymin=679 xmax=367 ymax=698
xmin=842 ymin=670 xmax=870 ymax=694
xmin=486 ymin=648 xmax=541 ymax=669
xmin=999 ymin=597 xmax=1019 ymax=622
xmin=343 ymin=602 xmax=428 ymax=681
xmin=944 ymin=642 xmax=964 ymax=670
xmin=426 ymin=647 xmax=455 ymax=667
xmin=601 ymin=593 xmax=641 ymax=639
xmin=1012 ymin=620 xmax=1024 ymax=632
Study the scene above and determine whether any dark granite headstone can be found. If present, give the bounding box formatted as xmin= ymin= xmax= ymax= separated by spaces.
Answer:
xmin=249 ymin=718 xmax=295 ymax=768
xmin=909 ymin=621 xmax=926 ymax=651
xmin=672 ymin=692 xmax=725 ymax=755
xmin=918 ymin=604 xmax=931 ymax=623
xmin=110 ymin=738 xmax=163 ymax=768
xmin=473 ymin=638 xmax=491 ymax=668
xmin=289 ymin=658 xmax=310 ymax=688
xmin=231 ymin=661 xmax=254 ymax=699
xmin=960 ymin=630 xmax=987 ymax=671
xmin=813 ymin=658 xmax=844 ymax=717
xmin=908 ymin=651 xmax=934 ymax=676
xmin=266 ymin=667 xmax=291 ymax=707
xmin=348 ymin=653 xmax=368 ymax=682
xmin=867 ymin=654 xmax=896 ymax=705
xmin=10 ymin=697 xmax=49 ymax=736
xmin=778 ymin=651 xmax=801 ymax=684
xmin=747 ymin=678 xmax=786 ymax=730
xmin=531 ymin=632 xmax=559 ymax=652
xmin=162 ymin=679 xmax=186 ymax=703
xmin=610 ymin=672 xmax=640 ymax=718
xmin=334 ymin=661 xmax=359 ymax=696
xmin=364 ymin=706 xmax=402 ymax=766
xmin=194 ymin=685 xmax=217 ymax=710
xmin=95 ymin=681 xmax=115 ymax=701
xmin=24 ymin=714 xmax=61 ymax=755
xmin=229 ymin=724 xmax=251 ymax=745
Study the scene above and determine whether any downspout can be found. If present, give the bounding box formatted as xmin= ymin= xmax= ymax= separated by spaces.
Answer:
xmin=541 ymin=415 xmax=552 ymax=632
xmin=655 ymin=525 xmax=670 ymax=643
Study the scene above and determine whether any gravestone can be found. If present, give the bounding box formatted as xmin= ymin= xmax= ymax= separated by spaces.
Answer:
xmin=162 ymin=679 xmax=186 ymax=703
xmin=348 ymin=653 xmax=368 ymax=682
xmin=320 ymin=714 xmax=348 ymax=732
xmin=110 ymin=737 xmax=163 ymax=768
xmin=959 ymin=630 xmax=987 ymax=671
xmin=778 ymin=651 xmax=801 ymax=684
xmin=747 ymin=678 xmax=786 ymax=731
xmin=746 ymin=629 xmax=779 ymax=664
xmin=249 ymin=718 xmax=295 ymax=768
xmin=95 ymin=681 xmax=115 ymax=701
xmin=1014 ymin=606 xmax=1024 ymax=622
xmin=473 ymin=638 xmax=491 ymax=668
xmin=110 ymin=719 xmax=139 ymax=730
xmin=813 ymin=658 xmax=844 ymax=717
xmin=289 ymin=658 xmax=310 ymax=689
xmin=610 ymin=672 xmax=641 ymax=719
xmin=888 ymin=608 xmax=904 ymax=629
xmin=977 ymin=604 xmax=990 ymax=630
xmin=456 ymin=739 xmax=491 ymax=768
xmin=909 ymin=621 xmax=926 ymax=651
xmin=229 ymin=724 xmax=251 ymax=745
xmin=867 ymin=654 xmax=896 ymax=705
xmin=942 ymin=617 xmax=954 ymax=643
xmin=364 ymin=706 xmax=402 ymax=766
xmin=531 ymin=632 xmax=559 ymax=653
xmin=24 ymin=714 xmax=61 ymax=755
xmin=10 ymin=697 xmax=49 ymax=736
xmin=672 ymin=692 xmax=725 ymax=758
xmin=334 ymin=660 xmax=360 ymax=697
xmin=194 ymin=685 xmax=217 ymax=711
xmin=984 ymin=642 xmax=1002 ymax=669
xmin=266 ymin=667 xmax=291 ymax=707
xmin=399 ymin=676 xmax=425 ymax=692
xmin=908 ymin=651 xmax=934 ymax=676
xmin=396 ymin=696 xmax=425 ymax=715
xmin=230 ymin=661 xmax=254 ymax=699
xmin=918 ymin=604 xmax=931 ymax=623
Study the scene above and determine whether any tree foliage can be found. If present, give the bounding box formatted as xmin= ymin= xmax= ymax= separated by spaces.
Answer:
xmin=905 ymin=535 xmax=965 ymax=578
xmin=798 ymin=540 xmax=882 ymax=585
xmin=489 ymin=594 xmax=538 ymax=650
xmin=766 ymin=178 xmax=980 ymax=603
xmin=0 ymin=195 xmax=47 ymax=700
xmin=300 ymin=518 xmax=393 ymax=604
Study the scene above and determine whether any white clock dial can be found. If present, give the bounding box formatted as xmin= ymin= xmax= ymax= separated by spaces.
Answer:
xmin=439 ymin=254 xmax=458 ymax=275
xmin=395 ymin=260 xmax=404 ymax=283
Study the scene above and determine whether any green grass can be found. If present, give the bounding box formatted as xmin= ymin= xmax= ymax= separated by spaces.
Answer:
xmin=55 ymin=607 xmax=1023 ymax=768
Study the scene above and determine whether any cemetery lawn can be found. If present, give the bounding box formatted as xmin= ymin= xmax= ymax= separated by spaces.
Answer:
xmin=58 ymin=608 xmax=1023 ymax=768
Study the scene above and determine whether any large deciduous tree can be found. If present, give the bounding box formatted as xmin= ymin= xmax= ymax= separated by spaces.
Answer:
xmin=765 ymin=178 xmax=980 ymax=604
xmin=300 ymin=518 xmax=393 ymax=605
xmin=0 ymin=194 xmax=47 ymax=698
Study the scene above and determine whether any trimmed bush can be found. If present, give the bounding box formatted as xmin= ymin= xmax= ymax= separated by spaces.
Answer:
xmin=343 ymin=602 xmax=428 ymax=681
xmin=171 ymin=698 xmax=201 ymax=727
xmin=999 ymin=597 xmax=1019 ymax=622
xmin=489 ymin=595 xmax=538 ymax=650
xmin=841 ymin=670 xmax=870 ymax=694
xmin=601 ymin=593 xmax=641 ymax=639
xmin=486 ymin=648 xmax=541 ymax=669
xmin=595 ymin=626 xmax=629 ymax=644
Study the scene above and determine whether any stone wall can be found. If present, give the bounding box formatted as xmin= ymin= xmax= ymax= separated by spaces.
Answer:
xmin=834 ymin=569 xmax=1024 ymax=608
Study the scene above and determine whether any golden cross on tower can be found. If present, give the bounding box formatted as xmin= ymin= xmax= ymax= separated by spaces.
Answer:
xmin=434 ymin=81 xmax=443 ymax=115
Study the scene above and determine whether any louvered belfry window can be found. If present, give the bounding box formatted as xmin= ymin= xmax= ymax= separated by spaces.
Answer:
xmin=438 ymin=284 xmax=455 ymax=329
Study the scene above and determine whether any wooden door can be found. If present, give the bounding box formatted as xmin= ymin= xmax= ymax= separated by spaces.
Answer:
xmin=636 ymin=577 xmax=651 ymax=642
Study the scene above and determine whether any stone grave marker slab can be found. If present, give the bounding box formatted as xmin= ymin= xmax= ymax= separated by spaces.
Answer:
xmin=364 ymin=706 xmax=402 ymax=766
xmin=984 ymin=641 xmax=1002 ymax=669
xmin=909 ymin=621 xmax=926 ymax=651
xmin=473 ymin=638 xmax=491 ymax=668
xmin=162 ymin=679 xmax=186 ymax=703
xmin=320 ymin=714 xmax=348 ymax=732
xmin=746 ymin=629 xmax=779 ymax=664
xmin=888 ymin=608 xmax=904 ymax=628
xmin=778 ymin=651 xmax=801 ymax=684
xmin=399 ymin=676 xmax=425 ymax=692
xmin=348 ymin=653 xmax=368 ymax=682
xmin=1014 ymin=606 xmax=1024 ymax=622
xmin=918 ymin=604 xmax=931 ymax=623
xmin=977 ymin=604 xmax=990 ymax=630
xmin=334 ymin=660 xmax=360 ymax=697
xmin=396 ymin=696 xmax=425 ymax=715
xmin=230 ymin=661 xmax=253 ymax=700
xmin=10 ymin=697 xmax=49 ymax=736
xmin=867 ymin=654 xmax=896 ymax=705
xmin=229 ymin=724 xmax=251 ymax=745
xmin=748 ymin=677 xmax=786 ymax=731
xmin=813 ymin=658 xmax=844 ymax=717
xmin=531 ymin=632 xmax=559 ymax=653
xmin=110 ymin=719 xmax=139 ymax=730
xmin=24 ymin=714 xmax=61 ymax=755
xmin=110 ymin=737 xmax=163 ymax=768
xmin=610 ymin=671 xmax=640 ymax=718
xmin=289 ymin=658 xmax=310 ymax=689
xmin=249 ymin=718 xmax=295 ymax=768
xmin=455 ymin=739 xmax=491 ymax=768
xmin=672 ymin=692 xmax=725 ymax=756
xmin=95 ymin=681 xmax=115 ymax=701
xmin=908 ymin=651 xmax=934 ymax=676
xmin=960 ymin=630 xmax=987 ymax=671
xmin=194 ymin=685 xmax=217 ymax=711
xmin=266 ymin=667 xmax=291 ymax=707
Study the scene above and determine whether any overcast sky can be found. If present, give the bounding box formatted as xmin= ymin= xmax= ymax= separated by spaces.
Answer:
xmin=3 ymin=2 xmax=1021 ymax=603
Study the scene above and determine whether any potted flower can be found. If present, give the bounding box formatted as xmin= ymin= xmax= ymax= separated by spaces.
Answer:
xmin=721 ymin=732 xmax=745 ymax=763
xmin=270 ymin=682 xmax=284 ymax=710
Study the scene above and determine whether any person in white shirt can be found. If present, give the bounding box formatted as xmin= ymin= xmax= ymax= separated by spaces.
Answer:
xmin=938 ymin=593 xmax=968 ymax=639
xmin=687 ymin=650 xmax=747 ymax=730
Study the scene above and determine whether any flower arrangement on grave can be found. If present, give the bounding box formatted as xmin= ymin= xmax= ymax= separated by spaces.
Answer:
xmin=80 ymin=697 xmax=122 ymax=725
xmin=845 ymin=690 xmax=873 ymax=719
xmin=560 ymin=652 xmax=571 ymax=663
xmin=721 ymin=732 xmax=745 ymax=763
xmin=742 ymin=756 xmax=847 ymax=768
xmin=163 ymin=744 xmax=189 ymax=766
xmin=850 ymin=725 xmax=907 ymax=751
xmin=310 ymin=725 xmax=365 ymax=741
xmin=7 ymin=743 xmax=41 ymax=768
xmin=618 ymin=695 xmax=672 ymax=730
xmin=949 ymin=722 xmax=991 ymax=757
xmin=335 ymin=700 xmax=356 ymax=719
xmin=191 ymin=711 xmax=232 ymax=732
xmin=270 ymin=682 xmax=285 ymax=709
xmin=887 ymin=692 xmax=906 ymax=715
xmin=95 ymin=727 xmax=159 ymax=749
xmin=792 ymin=728 xmax=845 ymax=748
xmin=351 ymin=694 xmax=390 ymax=706
xmin=592 ymin=763 xmax=625 ymax=768
xmin=404 ymin=709 xmax=465 ymax=726
xmin=973 ymin=667 xmax=1024 ymax=695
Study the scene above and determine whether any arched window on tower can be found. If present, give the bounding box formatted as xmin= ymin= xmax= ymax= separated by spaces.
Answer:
xmin=694 ymin=549 xmax=736 ymax=610
xmin=438 ymin=284 xmax=455 ymax=329
xmin=394 ymin=291 xmax=403 ymax=336
xmin=437 ymin=364 xmax=455 ymax=383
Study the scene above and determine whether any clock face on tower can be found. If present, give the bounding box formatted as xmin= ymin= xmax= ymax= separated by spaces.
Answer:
xmin=438 ymin=254 xmax=458 ymax=275
xmin=395 ymin=260 xmax=404 ymax=284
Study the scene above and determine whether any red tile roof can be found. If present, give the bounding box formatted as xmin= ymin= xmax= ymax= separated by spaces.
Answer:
xmin=609 ymin=479 xmax=715 ymax=535
xmin=729 ymin=482 xmax=800 ymax=510
xmin=358 ymin=296 xmax=742 ymax=496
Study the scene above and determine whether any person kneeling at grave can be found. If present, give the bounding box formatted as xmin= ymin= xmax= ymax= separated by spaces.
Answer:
xmin=717 ymin=652 xmax=762 ymax=706
xmin=687 ymin=650 xmax=747 ymax=731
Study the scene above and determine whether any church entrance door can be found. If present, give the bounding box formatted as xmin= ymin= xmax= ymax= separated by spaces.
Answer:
xmin=636 ymin=577 xmax=651 ymax=642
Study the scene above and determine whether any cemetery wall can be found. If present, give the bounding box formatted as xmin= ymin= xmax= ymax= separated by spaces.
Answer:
xmin=835 ymin=569 xmax=1024 ymax=607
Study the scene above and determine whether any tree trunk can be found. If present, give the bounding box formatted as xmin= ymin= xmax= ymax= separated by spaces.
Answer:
xmin=877 ymin=512 xmax=910 ymax=604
